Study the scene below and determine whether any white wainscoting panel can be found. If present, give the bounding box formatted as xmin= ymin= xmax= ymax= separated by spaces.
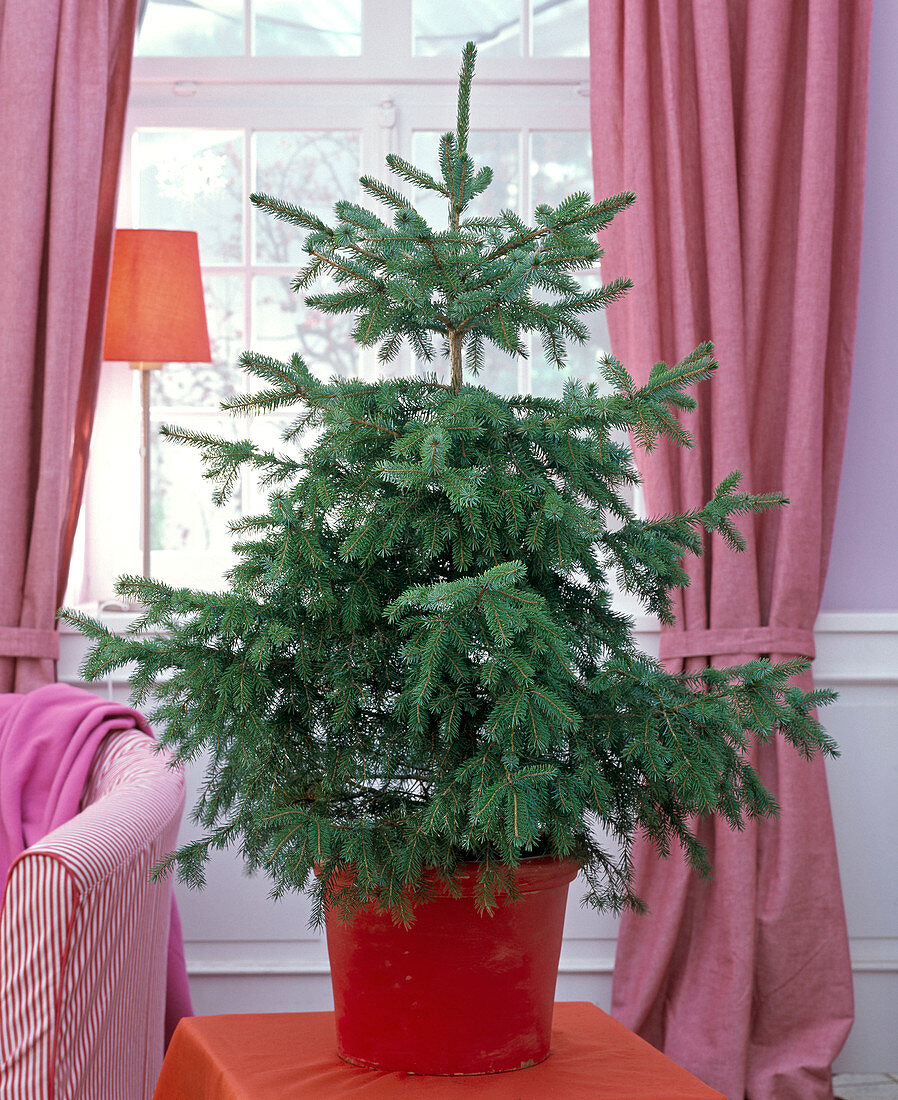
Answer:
xmin=57 ymin=611 xmax=898 ymax=1072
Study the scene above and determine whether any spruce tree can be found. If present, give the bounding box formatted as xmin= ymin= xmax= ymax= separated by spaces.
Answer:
xmin=64 ymin=43 xmax=836 ymax=925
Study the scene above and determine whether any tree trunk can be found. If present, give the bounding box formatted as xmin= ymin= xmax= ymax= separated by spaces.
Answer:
xmin=449 ymin=330 xmax=463 ymax=393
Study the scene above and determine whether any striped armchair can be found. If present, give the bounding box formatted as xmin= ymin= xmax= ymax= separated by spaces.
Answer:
xmin=0 ymin=730 xmax=186 ymax=1099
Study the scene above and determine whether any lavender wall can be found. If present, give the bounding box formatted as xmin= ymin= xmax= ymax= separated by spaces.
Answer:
xmin=821 ymin=0 xmax=898 ymax=611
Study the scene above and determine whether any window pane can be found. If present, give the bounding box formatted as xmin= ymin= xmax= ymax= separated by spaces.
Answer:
xmin=253 ymin=0 xmax=361 ymax=55
xmin=475 ymin=346 xmax=522 ymax=395
xmin=151 ymin=414 xmax=241 ymax=553
xmin=150 ymin=275 xmax=245 ymax=408
xmin=135 ymin=130 xmax=244 ymax=265
xmin=414 ymin=0 xmax=521 ymax=57
xmin=530 ymin=134 xmax=605 ymax=397
xmin=530 ymin=274 xmax=610 ymax=397
xmin=253 ymin=132 xmax=361 ymax=264
xmin=252 ymin=275 xmax=360 ymax=380
xmin=136 ymin=0 xmax=244 ymax=56
xmin=531 ymin=0 xmax=588 ymax=57
xmin=530 ymin=130 xmax=591 ymax=210
xmin=410 ymin=131 xmax=519 ymax=226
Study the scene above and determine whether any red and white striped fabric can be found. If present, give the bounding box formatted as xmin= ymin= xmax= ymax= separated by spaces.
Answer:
xmin=0 ymin=730 xmax=185 ymax=1099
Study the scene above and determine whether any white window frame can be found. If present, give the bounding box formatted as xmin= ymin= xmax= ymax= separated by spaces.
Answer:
xmin=75 ymin=0 xmax=596 ymax=606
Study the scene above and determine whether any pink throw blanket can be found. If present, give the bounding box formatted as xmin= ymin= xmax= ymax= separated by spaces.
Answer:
xmin=0 ymin=682 xmax=192 ymax=1044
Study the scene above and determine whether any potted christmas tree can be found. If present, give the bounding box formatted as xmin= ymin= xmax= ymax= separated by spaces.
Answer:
xmin=64 ymin=43 xmax=836 ymax=1076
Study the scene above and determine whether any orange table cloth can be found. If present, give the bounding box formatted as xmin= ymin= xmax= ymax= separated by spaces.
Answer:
xmin=153 ymin=1002 xmax=725 ymax=1098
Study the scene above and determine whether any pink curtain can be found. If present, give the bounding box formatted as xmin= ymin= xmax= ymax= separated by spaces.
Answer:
xmin=590 ymin=2 xmax=871 ymax=1097
xmin=0 ymin=0 xmax=138 ymax=692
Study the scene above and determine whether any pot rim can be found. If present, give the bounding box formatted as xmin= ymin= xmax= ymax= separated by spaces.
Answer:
xmin=435 ymin=854 xmax=580 ymax=894
xmin=319 ymin=854 xmax=581 ymax=899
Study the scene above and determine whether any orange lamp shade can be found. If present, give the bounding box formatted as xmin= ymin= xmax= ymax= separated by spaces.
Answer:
xmin=103 ymin=229 xmax=212 ymax=363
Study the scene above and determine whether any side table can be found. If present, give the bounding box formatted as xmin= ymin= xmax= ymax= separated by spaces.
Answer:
xmin=153 ymin=1001 xmax=725 ymax=1098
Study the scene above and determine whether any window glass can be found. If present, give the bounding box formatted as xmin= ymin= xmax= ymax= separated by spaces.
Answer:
xmin=531 ymin=0 xmax=588 ymax=57
xmin=473 ymin=348 xmax=524 ymax=396
xmin=530 ymin=130 xmax=592 ymax=209
xmin=136 ymin=0 xmax=244 ymax=57
xmin=410 ymin=130 xmax=520 ymax=225
xmin=151 ymin=414 xmax=242 ymax=554
xmin=135 ymin=130 xmax=244 ymax=265
xmin=530 ymin=273 xmax=609 ymax=397
xmin=530 ymin=132 xmax=608 ymax=394
xmin=136 ymin=0 xmax=587 ymax=59
xmin=253 ymin=0 xmax=362 ymax=55
xmin=253 ymin=132 xmax=361 ymax=264
xmin=252 ymin=275 xmax=360 ymax=381
xmin=413 ymin=0 xmax=521 ymax=57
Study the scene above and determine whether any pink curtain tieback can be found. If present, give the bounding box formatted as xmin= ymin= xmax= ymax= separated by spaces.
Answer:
xmin=659 ymin=625 xmax=815 ymax=662
xmin=0 ymin=627 xmax=60 ymax=661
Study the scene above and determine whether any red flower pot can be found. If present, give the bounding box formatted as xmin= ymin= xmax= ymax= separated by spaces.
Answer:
xmin=324 ymin=856 xmax=579 ymax=1075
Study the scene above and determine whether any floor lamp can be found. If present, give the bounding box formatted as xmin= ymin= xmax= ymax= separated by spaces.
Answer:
xmin=102 ymin=229 xmax=211 ymax=579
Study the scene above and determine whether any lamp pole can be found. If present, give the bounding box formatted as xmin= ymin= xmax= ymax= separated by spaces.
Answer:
xmin=133 ymin=362 xmax=162 ymax=578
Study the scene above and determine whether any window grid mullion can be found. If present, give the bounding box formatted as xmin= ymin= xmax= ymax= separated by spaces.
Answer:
xmin=519 ymin=126 xmax=531 ymax=394
xmin=522 ymin=0 xmax=532 ymax=58
xmin=241 ymin=125 xmax=253 ymax=516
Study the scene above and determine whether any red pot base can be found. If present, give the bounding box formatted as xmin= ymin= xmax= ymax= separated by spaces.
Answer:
xmin=325 ymin=857 xmax=578 ymax=1076
xmin=336 ymin=1049 xmax=551 ymax=1076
